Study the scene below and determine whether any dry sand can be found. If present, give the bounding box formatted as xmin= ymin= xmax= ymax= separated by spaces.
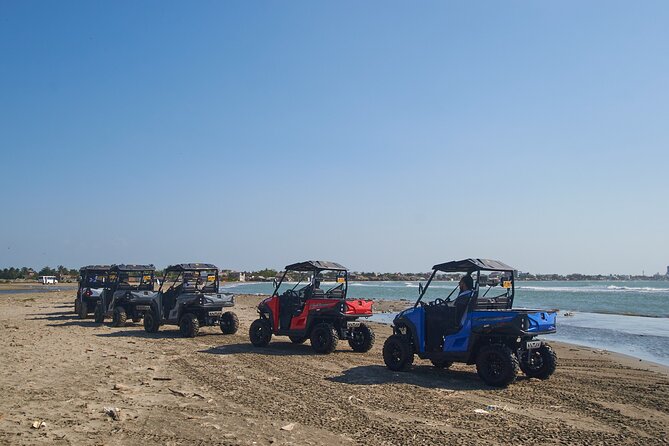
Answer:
xmin=0 ymin=289 xmax=668 ymax=445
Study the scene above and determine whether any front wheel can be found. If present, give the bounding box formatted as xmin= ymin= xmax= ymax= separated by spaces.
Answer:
xmin=179 ymin=313 xmax=200 ymax=338
xmin=112 ymin=306 xmax=127 ymax=327
xmin=143 ymin=310 xmax=160 ymax=333
xmin=476 ymin=344 xmax=519 ymax=387
xmin=310 ymin=323 xmax=338 ymax=354
xmin=249 ymin=319 xmax=272 ymax=347
xmin=219 ymin=311 xmax=239 ymax=335
xmin=348 ymin=323 xmax=375 ymax=352
xmin=519 ymin=343 xmax=557 ymax=380
xmin=383 ymin=334 xmax=414 ymax=371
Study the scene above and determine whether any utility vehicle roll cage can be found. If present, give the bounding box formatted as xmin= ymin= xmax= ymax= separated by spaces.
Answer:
xmin=415 ymin=258 xmax=516 ymax=309
xmin=158 ymin=263 xmax=220 ymax=294
xmin=79 ymin=265 xmax=110 ymax=288
xmin=108 ymin=264 xmax=155 ymax=291
xmin=272 ymin=260 xmax=349 ymax=299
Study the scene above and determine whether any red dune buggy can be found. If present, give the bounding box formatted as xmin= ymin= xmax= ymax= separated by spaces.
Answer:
xmin=249 ymin=260 xmax=374 ymax=354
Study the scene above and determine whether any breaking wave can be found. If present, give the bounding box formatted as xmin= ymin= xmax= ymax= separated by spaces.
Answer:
xmin=518 ymin=285 xmax=669 ymax=294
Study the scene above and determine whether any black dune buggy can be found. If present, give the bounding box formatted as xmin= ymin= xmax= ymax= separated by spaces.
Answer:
xmin=94 ymin=264 xmax=156 ymax=326
xmin=74 ymin=265 xmax=110 ymax=319
xmin=249 ymin=260 xmax=375 ymax=354
xmin=138 ymin=263 xmax=239 ymax=337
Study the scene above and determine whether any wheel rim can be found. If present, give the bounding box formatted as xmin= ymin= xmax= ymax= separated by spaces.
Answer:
xmin=523 ymin=351 xmax=544 ymax=371
xmin=351 ymin=330 xmax=363 ymax=346
xmin=485 ymin=352 xmax=505 ymax=378
xmin=389 ymin=342 xmax=403 ymax=365
xmin=314 ymin=329 xmax=326 ymax=347
xmin=255 ymin=324 xmax=268 ymax=341
xmin=221 ymin=315 xmax=236 ymax=331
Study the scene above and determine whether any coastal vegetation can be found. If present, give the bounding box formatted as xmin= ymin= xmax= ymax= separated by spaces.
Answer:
xmin=1 ymin=266 xmax=667 ymax=283
xmin=0 ymin=266 xmax=78 ymax=281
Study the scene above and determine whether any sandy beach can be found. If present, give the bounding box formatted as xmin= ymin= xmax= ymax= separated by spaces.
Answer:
xmin=1 ymin=289 xmax=668 ymax=445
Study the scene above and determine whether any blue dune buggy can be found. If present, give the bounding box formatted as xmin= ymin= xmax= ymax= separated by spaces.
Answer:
xmin=382 ymin=259 xmax=557 ymax=387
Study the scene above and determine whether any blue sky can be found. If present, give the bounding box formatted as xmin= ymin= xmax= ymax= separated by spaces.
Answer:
xmin=1 ymin=1 xmax=668 ymax=275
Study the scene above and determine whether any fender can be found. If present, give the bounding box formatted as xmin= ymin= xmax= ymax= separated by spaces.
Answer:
xmin=258 ymin=296 xmax=279 ymax=331
xmin=393 ymin=314 xmax=422 ymax=354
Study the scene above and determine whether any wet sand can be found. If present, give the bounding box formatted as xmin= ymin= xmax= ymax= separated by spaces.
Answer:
xmin=0 ymin=290 xmax=668 ymax=445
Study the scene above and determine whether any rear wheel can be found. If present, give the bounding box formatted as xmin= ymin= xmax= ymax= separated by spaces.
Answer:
xmin=74 ymin=299 xmax=80 ymax=315
xmin=77 ymin=300 xmax=88 ymax=319
xmin=310 ymin=323 xmax=338 ymax=354
xmin=519 ymin=343 xmax=557 ymax=379
xmin=112 ymin=306 xmax=127 ymax=327
xmin=143 ymin=310 xmax=160 ymax=333
xmin=249 ymin=319 xmax=272 ymax=347
xmin=94 ymin=304 xmax=105 ymax=323
xmin=430 ymin=358 xmax=453 ymax=369
xmin=179 ymin=313 xmax=200 ymax=337
xmin=348 ymin=323 xmax=375 ymax=352
xmin=476 ymin=344 xmax=519 ymax=387
xmin=219 ymin=311 xmax=239 ymax=335
xmin=383 ymin=334 xmax=414 ymax=371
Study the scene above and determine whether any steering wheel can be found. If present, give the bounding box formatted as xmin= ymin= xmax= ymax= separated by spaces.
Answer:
xmin=433 ymin=298 xmax=445 ymax=306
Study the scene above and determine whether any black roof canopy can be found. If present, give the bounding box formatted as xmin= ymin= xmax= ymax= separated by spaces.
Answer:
xmin=79 ymin=265 xmax=111 ymax=272
xmin=432 ymin=258 xmax=515 ymax=273
xmin=164 ymin=263 xmax=218 ymax=272
xmin=284 ymin=260 xmax=348 ymax=272
xmin=110 ymin=264 xmax=155 ymax=272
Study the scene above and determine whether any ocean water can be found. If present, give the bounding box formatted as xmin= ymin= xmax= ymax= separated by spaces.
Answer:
xmin=221 ymin=280 xmax=669 ymax=366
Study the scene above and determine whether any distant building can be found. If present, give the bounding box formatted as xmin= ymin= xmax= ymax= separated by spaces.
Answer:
xmin=239 ymin=272 xmax=246 ymax=282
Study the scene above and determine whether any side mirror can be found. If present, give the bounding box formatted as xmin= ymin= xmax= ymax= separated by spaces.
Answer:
xmin=418 ymin=282 xmax=424 ymax=295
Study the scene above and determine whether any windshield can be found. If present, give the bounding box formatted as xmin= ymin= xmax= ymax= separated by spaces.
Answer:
xmin=419 ymin=271 xmax=514 ymax=304
xmin=81 ymin=271 xmax=107 ymax=288
xmin=476 ymin=272 xmax=514 ymax=303
xmin=110 ymin=270 xmax=155 ymax=290
xmin=274 ymin=270 xmax=347 ymax=298
xmin=162 ymin=269 xmax=218 ymax=293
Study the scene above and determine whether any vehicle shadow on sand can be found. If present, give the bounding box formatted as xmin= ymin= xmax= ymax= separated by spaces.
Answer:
xmin=96 ymin=329 xmax=224 ymax=339
xmin=46 ymin=320 xmax=103 ymax=328
xmin=327 ymin=365 xmax=492 ymax=391
xmin=27 ymin=311 xmax=84 ymax=321
xmin=200 ymin=342 xmax=317 ymax=357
